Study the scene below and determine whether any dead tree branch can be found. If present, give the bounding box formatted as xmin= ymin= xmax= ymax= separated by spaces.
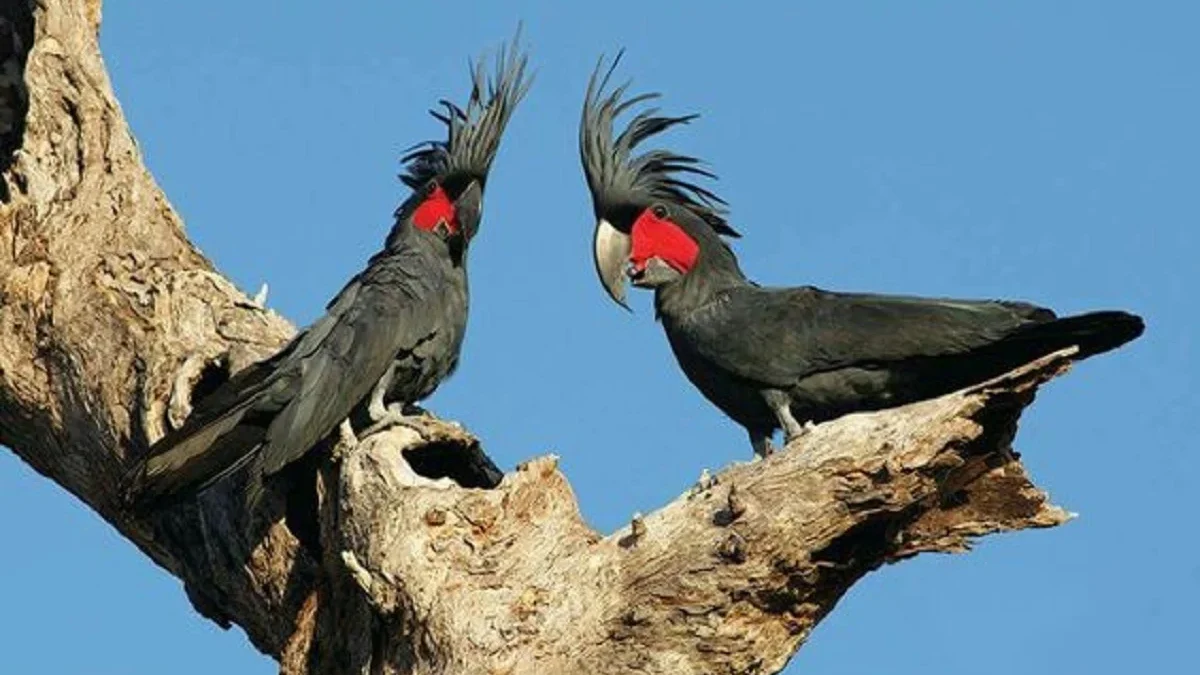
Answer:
xmin=0 ymin=3 xmax=1076 ymax=673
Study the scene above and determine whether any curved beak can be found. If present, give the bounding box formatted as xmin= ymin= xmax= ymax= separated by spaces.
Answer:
xmin=593 ymin=218 xmax=632 ymax=310
xmin=455 ymin=180 xmax=484 ymax=241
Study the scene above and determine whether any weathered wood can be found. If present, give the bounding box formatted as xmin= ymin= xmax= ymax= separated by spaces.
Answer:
xmin=0 ymin=3 xmax=1080 ymax=673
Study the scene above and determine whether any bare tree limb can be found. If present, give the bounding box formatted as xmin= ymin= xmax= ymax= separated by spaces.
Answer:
xmin=1 ymin=3 xmax=1080 ymax=674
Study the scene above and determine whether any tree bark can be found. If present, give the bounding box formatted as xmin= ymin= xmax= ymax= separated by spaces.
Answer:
xmin=0 ymin=3 xmax=1078 ymax=674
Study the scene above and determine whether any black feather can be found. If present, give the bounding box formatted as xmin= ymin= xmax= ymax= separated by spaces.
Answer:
xmin=401 ymin=29 xmax=533 ymax=191
xmin=124 ymin=33 xmax=531 ymax=512
xmin=1002 ymin=310 xmax=1145 ymax=360
xmin=579 ymin=52 xmax=737 ymax=237
xmin=577 ymin=57 xmax=1144 ymax=459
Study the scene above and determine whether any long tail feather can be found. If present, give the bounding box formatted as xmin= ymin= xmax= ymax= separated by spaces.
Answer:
xmin=124 ymin=403 xmax=265 ymax=512
xmin=1012 ymin=310 xmax=1145 ymax=360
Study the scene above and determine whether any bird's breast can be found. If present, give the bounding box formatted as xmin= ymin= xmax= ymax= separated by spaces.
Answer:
xmin=662 ymin=323 xmax=776 ymax=431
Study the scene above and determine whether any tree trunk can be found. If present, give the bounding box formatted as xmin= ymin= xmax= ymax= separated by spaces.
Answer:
xmin=0 ymin=3 xmax=1078 ymax=673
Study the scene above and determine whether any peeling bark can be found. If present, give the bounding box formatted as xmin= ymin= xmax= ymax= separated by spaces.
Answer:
xmin=1 ymin=3 xmax=1087 ymax=674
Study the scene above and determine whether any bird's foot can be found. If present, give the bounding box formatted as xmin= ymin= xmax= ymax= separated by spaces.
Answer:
xmin=763 ymin=390 xmax=809 ymax=451
xmin=401 ymin=402 xmax=435 ymax=419
xmin=782 ymin=420 xmax=817 ymax=447
xmin=361 ymin=403 xmax=429 ymax=438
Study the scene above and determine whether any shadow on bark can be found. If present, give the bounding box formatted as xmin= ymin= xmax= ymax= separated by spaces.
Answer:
xmin=0 ymin=1 xmax=32 ymax=201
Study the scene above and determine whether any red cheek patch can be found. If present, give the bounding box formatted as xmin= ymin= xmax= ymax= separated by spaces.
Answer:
xmin=411 ymin=185 xmax=459 ymax=234
xmin=631 ymin=208 xmax=699 ymax=274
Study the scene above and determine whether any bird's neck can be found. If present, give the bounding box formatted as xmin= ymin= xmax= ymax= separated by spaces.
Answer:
xmin=382 ymin=219 xmax=455 ymax=259
xmin=383 ymin=218 xmax=424 ymax=250
xmin=654 ymin=245 xmax=750 ymax=320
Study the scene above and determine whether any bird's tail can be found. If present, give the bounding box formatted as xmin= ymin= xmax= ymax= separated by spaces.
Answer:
xmin=1013 ymin=310 xmax=1145 ymax=361
xmin=123 ymin=399 xmax=266 ymax=512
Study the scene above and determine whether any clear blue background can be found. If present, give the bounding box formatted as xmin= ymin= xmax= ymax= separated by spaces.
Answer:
xmin=2 ymin=2 xmax=1195 ymax=673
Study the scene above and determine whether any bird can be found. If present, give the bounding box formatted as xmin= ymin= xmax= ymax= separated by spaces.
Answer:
xmin=125 ymin=36 xmax=532 ymax=510
xmin=578 ymin=55 xmax=1144 ymax=458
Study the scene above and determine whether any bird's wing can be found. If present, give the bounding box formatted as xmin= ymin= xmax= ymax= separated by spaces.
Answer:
xmin=128 ymin=339 xmax=301 ymax=508
xmin=680 ymin=285 xmax=1054 ymax=387
xmin=153 ymin=269 xmax=371 ymax=446
xmin=257 ymin=257 xmax=442 ymax=476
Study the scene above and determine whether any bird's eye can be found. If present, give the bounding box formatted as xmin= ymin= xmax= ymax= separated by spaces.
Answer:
xmin=652 ymin=204 xmax=669 ymax=219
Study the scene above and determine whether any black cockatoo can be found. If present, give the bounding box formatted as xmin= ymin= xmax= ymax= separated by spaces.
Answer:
xmin=126 ymin=39 xmax=531 ymax=509
xmin=579 ymin=56 xmax=1143 ymax=457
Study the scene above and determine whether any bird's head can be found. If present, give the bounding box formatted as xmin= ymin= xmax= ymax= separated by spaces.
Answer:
xmin=579 ymin=54 xmax=739 ymax=309
xmin=393 ymin=31 xmax=532 ymax=256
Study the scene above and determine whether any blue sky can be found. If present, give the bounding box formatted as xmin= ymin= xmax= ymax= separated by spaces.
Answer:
xmin=1 ymin=2 xmax=1196 ymax=673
